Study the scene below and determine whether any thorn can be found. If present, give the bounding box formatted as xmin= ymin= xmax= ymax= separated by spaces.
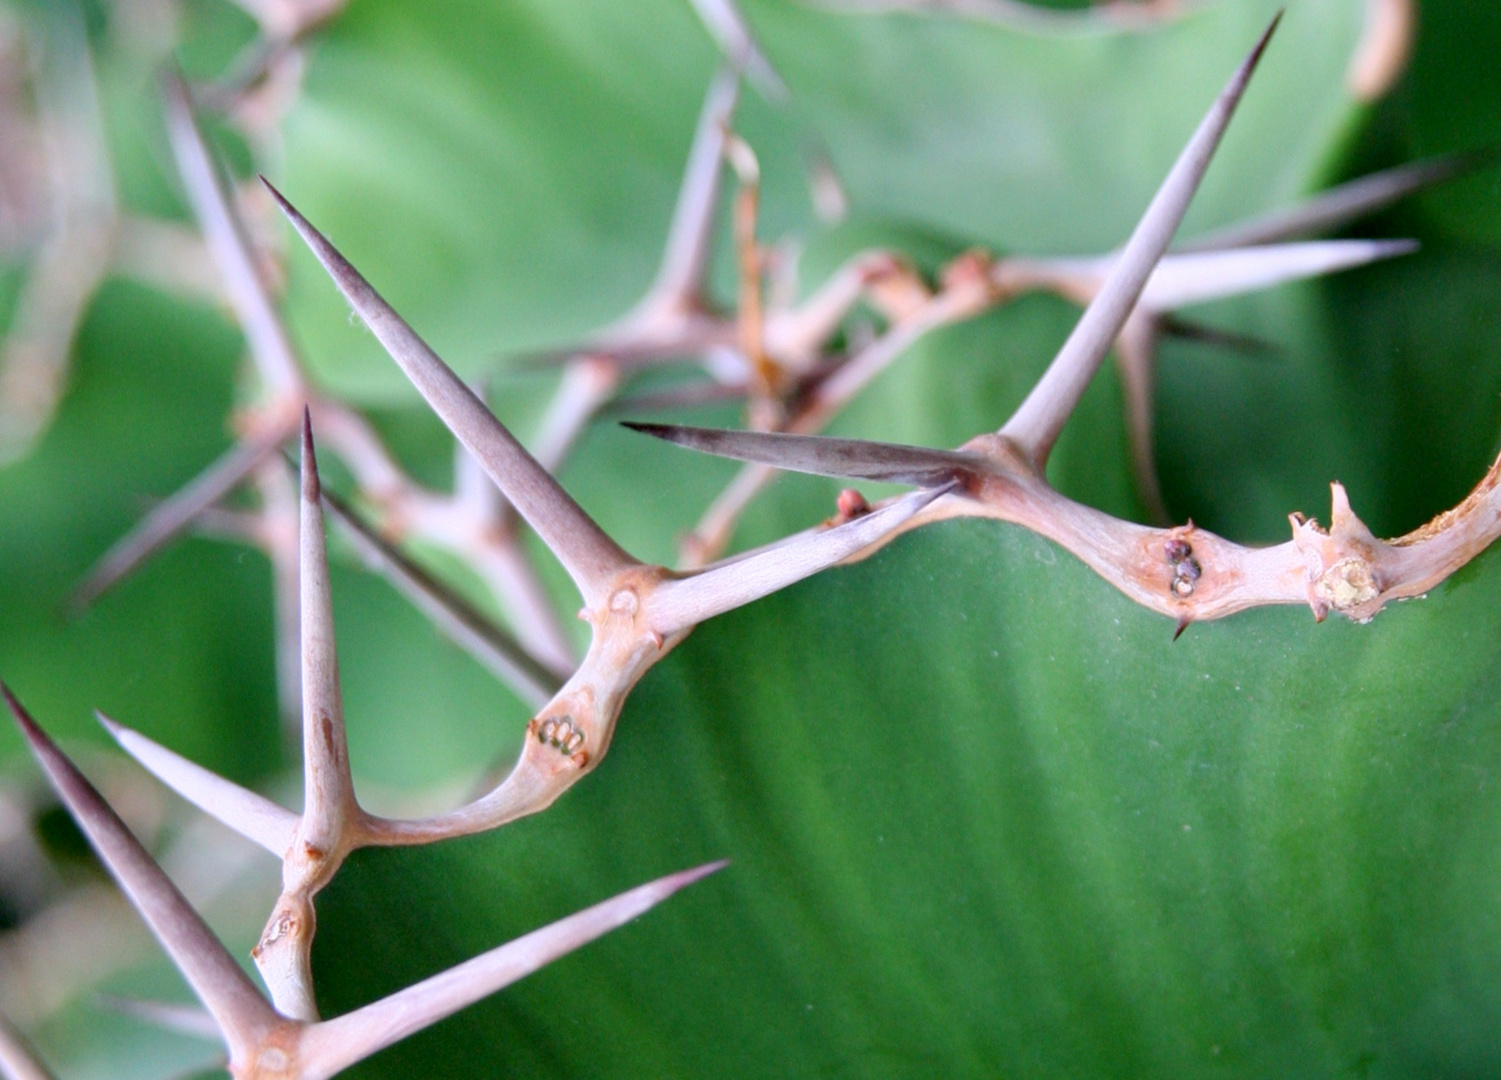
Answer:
xmin=1173 ymin=616 xmax=1191 ymax=642
xmin=640 ymin=65 xmax=741 ymax=316
xmin=3 ymin=686 xmax=280 ymax=1059
xmin=0 ymin=1009 xmax=58 ymax=1080
xmin=94 ymin=994 xmax=222 ymax=1041
xmin=1140 ymin=240 xmax=1417 ymax=311
xmin=69 ymin=422 xmax=293 ymax=613
xmin=999 ymin=13 xmax=1281 ymax=465
xmin=1157 ymin=315 xmax=1279 ymax=357
xmin=296 ymin=861 xmax=727 ymax=1079
xmin=160 ymin=69 xmax=303 ymax=395
xmin=96 ymin=711 xmax=298 ymax=855
xmin=624 ymin=423 xmax=984 ymax=487
xmin=646 ymin=484 xmax=955 ymax=634
xmin=1180 ymin=148 xmax=1494 ymax=250
xmin=685 ymin=0 xmax=788 ymax=101
xmin=297 ymin=413 xmax=357 ymax=854
xmin=321 ymin=486 xmax=561 ymax=709
xmin=264 ymin=178 xmax=638 ymax=607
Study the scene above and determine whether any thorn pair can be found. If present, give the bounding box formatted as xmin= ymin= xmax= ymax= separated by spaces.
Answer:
xmin=623 ymin=15 xmax=1501 ymax=628
xmin=5 ymin=681 xmax=722 ymax=1080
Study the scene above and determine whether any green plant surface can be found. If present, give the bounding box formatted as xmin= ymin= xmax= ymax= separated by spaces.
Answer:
xmin=315 ymin=520 xmax=1501 ymax=1079
xmin=3 ymin=0 xmax=1501 ymax=1076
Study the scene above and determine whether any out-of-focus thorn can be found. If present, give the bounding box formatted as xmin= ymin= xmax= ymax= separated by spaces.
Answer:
xmin=686 ymin=0 xmax=788 ymax=101
xmin=223 ymin=0 xmax=346 ymax=41
xmin=295 ymin=861 xmax=728 ymax=1080
xmin=110 ymin=216 xmax=221 ymax=304
xmin=624 ymin=422 xmax=985 ymax=486
xmin=1113 ymin=313 xmax=1169 ymax=526
xmin=96 ymin=711 xmax=298 ymax=856
xmin=254 ymin=459 xmax=304 ymax=740
xmin=0 ymin=1010 xmax=56 ymax=1080
xmin=69 ymin=419 xmax=295 ymax=613
xmin=999 ymin=14 xmax=1280 ymax=465
xmin=642 ymin=65 xmax=740 ymax=318
xmin=647 ymin=484 xmax=955 ymax=633
xmin=1173 ymin=615 xmax=1192 ymax=641
xmin=95 ymin=994 xmax=222 ymax=1041
xmin=3 ymin=686 xmax=281 ymax=1062
xmin=0 ymin=0 xmax=115 ymax=465
xmin=1348 ymin=0 xmax=1414 ymax=101
xmin=525 ymin=357 xmax=621 ymax=476
xmin=804 ymin=141 xmax=849 ymax=224
xmin=265 ymin=179 xmax=639 ymax=607
xmin=161 ymin=69 xmax=303 ymax=395
xmin=1157 ymin=315 xmax=1277 ymax=357
xmin=602 ymin=379 xmax=753 ymax=415
xmin=321 ymin=486 xmax=561 ymax=709
xmin=1180 ymin=150 xmax=1492 ymax=251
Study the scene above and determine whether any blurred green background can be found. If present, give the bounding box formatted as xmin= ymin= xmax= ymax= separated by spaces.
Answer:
xmin=3 ymin=0 xmax=1501 ymax=1076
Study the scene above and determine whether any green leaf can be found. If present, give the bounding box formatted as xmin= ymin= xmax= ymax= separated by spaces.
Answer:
xmin=315 ymin=521 xmax=1501 ymax=1078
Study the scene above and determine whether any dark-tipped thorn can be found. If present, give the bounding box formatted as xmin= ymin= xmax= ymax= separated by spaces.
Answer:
xmin=300 ymin=406 xmax=320 ymax=502
xmin=1 ymin=683 xmax=38 ymax=740
xmin=1173 ymin=616 xmax=1192 ymax=642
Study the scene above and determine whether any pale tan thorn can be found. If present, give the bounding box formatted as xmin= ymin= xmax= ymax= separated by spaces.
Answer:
xmin=96 ymin=711 xmax=298 ymax=856
xmin=637 ymin=65 xmax=740 ymax=320
xmin=646 ymin=483 xmax=955 ymax=634
xmin=1348 ymin=0 xmax=1414 ymax=100
xmin=69 ymin=418 xmax=296 ymax=612
xmin=296 ymin=411 xmax=357 ymax=853
xmin=722 ymin=129 xmax=777 ymax=410
xmin=110 ymin=216 xmax=221 ymax=305
xmin=0 ymin=1011 xmax=56 ymax=1080
xmin=95 ymin=994 xmax=223 ymax=1041
xmin=1179 ymin=153 xmax=1483 ymax=251
xmin=686 ymin=0 xmax=787 ymax=101
xmin=525 ymin=357 xmax=621 ymax=477
xmin=999 ymin=13 xmax=1280 ymax=466
xmin=162 ymin=70 xmax=303 ymax=395
xmin=295 ymin=861 xmax=728 ymax=1080
xmin=320 ymin=485 xmax=561 ymax=709
xmin=765 ymin=251 xmax=904 ymax=373
xmin=265 ymin=180 xmax=638 ymax=607
xmin=3 ymin=687 xmax=282 ymax=1062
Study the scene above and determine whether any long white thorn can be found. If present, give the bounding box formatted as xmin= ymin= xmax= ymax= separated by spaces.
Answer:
xmin=265 ymin=181 xmax=637 ymax=607
xmin=3 ymin=687 xmax=281 ymax=1063
xmin=1008 ymin=240 xmax=1416 ymax=314
xmin=999 ymin=13 xmax=1281 ymax=465
xmin=161 ymin=70 xmax=303 ymax=395
xmin=295 ymin=861 xmax=728 ymax=1080
xmin=297 ymin=412 xmax=356 ymax=851
xmin=647 ymin=484 xmax=955 ymax=634
xmin=1140 ymin=239 xmax=1415 ymax=309
xmin=97 ymin=712 xmax=298 ymax=855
